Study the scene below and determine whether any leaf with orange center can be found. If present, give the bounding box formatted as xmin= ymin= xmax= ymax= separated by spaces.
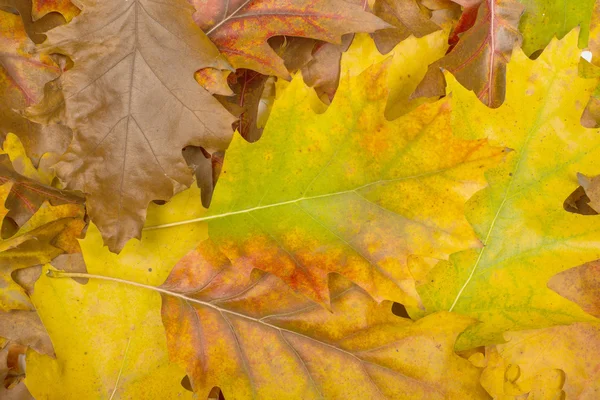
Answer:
xmin=191 ymin=0 xmax=389 ymax=78
xmin=144 ymin=60 xmax=506 ymax=307
xmin=0 ymin=10 xmax=71 ymax=164
xmin=155 ymin=242 xmax=489 ymax=399
xmin=413 ymin=0 xmax=524 ymax=108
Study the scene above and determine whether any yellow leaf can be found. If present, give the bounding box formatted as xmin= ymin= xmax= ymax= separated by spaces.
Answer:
xmin=410 ymin=29 xmax=600 ymax=349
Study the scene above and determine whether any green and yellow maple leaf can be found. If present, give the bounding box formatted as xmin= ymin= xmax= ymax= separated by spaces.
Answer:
xmin=410 ymin=30 xmax=600 ymax=349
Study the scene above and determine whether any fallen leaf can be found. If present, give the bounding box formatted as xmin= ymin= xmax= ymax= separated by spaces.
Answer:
xmin=0 ymin=310 xmax=53 ymax=356
xmin=518 ymin=0 xmax=595 ymax=57
xmin=39 ymin=0 xmax=238 ymax=252
xmin=191 ymin=0 xmax=389 ymax=78
xmin=481 ymin=323 xmax=600 ymax=399
xmin=158 ymin=59 xmax=505 ymax=307
xmin=0 ymin=135 xmax=83 ymax=230
xmin=371 ymin=0 xmax=440 ymax=54
xmin=549 ymin=260 xmax=600 ymax=319
xmin=0 ymin=340 xmax=33 ymax=400
xmin=576 ymin=173 xmax=600 ymax=212
xmin=31 ymin=0 xmax=80 ymax=21
xmin=409 ymin=30 xmax=600 ymax=350
xmin=158 ymin=244 xmax=489 ymax=399
xmin=413 ymin=0 xmax=524 ymax=108
xmin=0 ymin=10 xmax=71 ymax=165
xmin=1 ymin=0 xmax=66 ymax=43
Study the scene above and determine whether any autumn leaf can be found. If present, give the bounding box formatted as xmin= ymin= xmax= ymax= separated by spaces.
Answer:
xmin=0 ymin=134 xmax=83 ymax=230
xmin=153 ymin=58 xmax=506 ymax=307
xmin=0 ymin=311 xmax=53 ymax=356
xmin=37 ymin=0 xmax=238 ymax=252
xmin=480 ymin=323 xmax=600 ymax=398
xmin=371 ymin=0 xmax=440 ymax=54
xmin=518 ymin=0 xmax=595 ymax=57
xmin=409 ymin=30 xmax=600 ymax=350
xmin=548 ymin=260 xmax=600 ymax=319
xmin=31 ymin=0 xmax=80 ymax=21
xmin=0 ymin=180 xmax=84 ymax=312
xmin=414 ymin=0 xmax=523 ymax=108
xmin=0 ymin=10 xmax=71 ymax=164
xmin=191 ymin=0 xmax=389 ymax=78
xmin=154 ymin=244 xmax=489 ymax=399
xmin=0 ymin=340 xmax=34 ymax=400
xmin=22 ymin=188 xmax=215 ymax=399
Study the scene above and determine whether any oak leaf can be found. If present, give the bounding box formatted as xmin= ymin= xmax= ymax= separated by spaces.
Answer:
xmin=39 ymin=0 xmax=237 ymax=252
xmin=480 ymin=323 xmax=600 ymax=399
xmin=0 ymin=340 xmax=34 ymax=400
xmin=409 ymin=31 xmax=600 ymax=350
xmin=413 ymin=0 xmax=524 ymax=108
xmin=548 ymin=260 xmax=600 ymax=319
xmin=371 ymin=0 xmax=440 ymax=54
xmin=158 ymin=59 xmax=505 ymax=307
xmin=191 ymin=0 xmax=389 ymax=78
xmin=158 ymin=243 xmax=488 ymax=399
xmin=0 ymin=10 xmax=71 ymax=164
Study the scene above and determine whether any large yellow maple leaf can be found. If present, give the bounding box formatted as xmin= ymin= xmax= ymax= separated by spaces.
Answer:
xmin=410 ymin=29 xmax=600 ymax=349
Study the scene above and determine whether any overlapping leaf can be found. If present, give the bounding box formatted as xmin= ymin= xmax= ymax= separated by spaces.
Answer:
xmin=0 ymin=10 xmax=71 ymax=164
xmin=39 ymin=0 xmax=238 ymax=252
xmin=191 ymin=0 xmax=389 ymax=78
xmin=479 ymin=323 xmax=600 ymax=398
xmin=414 ymin=0 xmax=524 ymax=108
xmin=549 ymin=260 xmax=600 ymax=319
xmin=410 ymin=31 xmax=600 ymax=349
xmin=151 ymin=59 xmax=506 ymax=307
xmin=158 ymin=243 xmax=488 ymax=399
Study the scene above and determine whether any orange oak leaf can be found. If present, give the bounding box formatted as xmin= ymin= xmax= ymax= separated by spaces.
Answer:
xmin=413 ymin=0 xmax=523 ymax=108
xmin=159 ymin=242 xmax=489 ymax=399
xmin=0 ymin=10 xmax=71 ymax=164
xmin=31 ymin=0 xmax=80 ymax=21
xmin=371 ymin=0 xmax=440 ymax=54
xmin=38 ymin=0 xmax=237 ymax=252
xmin=191 ymin=0 xmax=389 ymax=78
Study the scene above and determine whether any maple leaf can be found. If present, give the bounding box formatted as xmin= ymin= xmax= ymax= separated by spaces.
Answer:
xmin=38 ymin=0 xmax=238 ymax=253
xmin=191 ymin=0 xmax=389 ymax=78
xmin=145 ymin=59 xmax=506 ymax=307
xmin=409 ymin=31 xmax=600 ymax=350
xmin=0 ymin=10 xmax=71 ymax=165
xmin=413 ymin=0 xmax=523 ymax=108
xmin=479 ymin=323 xmax=600 ymax=398
xmin=371 ymin=0 xmax=440 ymax=54
xmin=154 ymin=243 xmax=489 ymax=399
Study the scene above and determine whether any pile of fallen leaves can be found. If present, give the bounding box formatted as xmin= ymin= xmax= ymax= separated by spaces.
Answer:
xmin=2 ymin=0 xmax=600 ymax=398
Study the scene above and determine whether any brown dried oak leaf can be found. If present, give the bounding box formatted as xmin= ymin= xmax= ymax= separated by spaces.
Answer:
xmin=39 ymin=0 xmax=236 ymax=252
xmin=413 ymin=0 xmax=523 ymax=108
xmin=191 ymin=0 xmax=389 ymax=78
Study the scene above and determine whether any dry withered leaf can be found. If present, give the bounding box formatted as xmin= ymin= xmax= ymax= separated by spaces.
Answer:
xmin=0 ymin=340 xmax=33 ymax=400
xmin=191 ymin=0 xmax=389 ymax=78
xmin=413 ymin=0 xmax=524 ymax=108
xmin=0 ymin=10 xmax=71 ymax=165
xmin=0 ymin=310 xmax=53 ymax=356
xmin=39 ymin=0 xmax=237 ymax=252
xmin=371 ymin=0 xmax=440 ymax=54
xmin=159 ymin=243 xmax=488 ymax=399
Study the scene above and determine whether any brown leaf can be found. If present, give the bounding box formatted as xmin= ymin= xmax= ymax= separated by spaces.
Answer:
xmin=0 ymin=310 xmax=53 ymax=356
xmin=371 ymin=0 xmax=440 ymax=54
xmin=0 ymin=10 xmax=71 ymax=165
xmin=0 ymin=341 xmax=34 ymax=400
xmin=191 ymin=0 xmax=389 ymax=78
xmin=182 ymin=146 xmax=224 ymax=208
xmin=577 ymin=172 xmax=600 ymax=212
xmin=548 ymin=260 xmax=600 ymax=319
xmin=0 ymin=154 xmax=83 ymax=229
xmin=39 ymin=0 xmax=237 ymax=252
xmin=413 ymin=0 xmax=523 ymax=108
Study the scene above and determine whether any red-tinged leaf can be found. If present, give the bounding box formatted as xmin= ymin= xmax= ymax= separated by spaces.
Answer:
xmin=0 ymin=10 xmax=71 ymax=164
xmin=371 ymin=0 xmax=440 ymax=54
xmin=413 ymin=0 xmax=523 ymax=108
xmin=159 ymin=242 xmax=489 ymax=399
xmin=31 ymin=0 xmax=80 ymax=21
xmin=191 ymin=0 xmax=390 ymax=78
